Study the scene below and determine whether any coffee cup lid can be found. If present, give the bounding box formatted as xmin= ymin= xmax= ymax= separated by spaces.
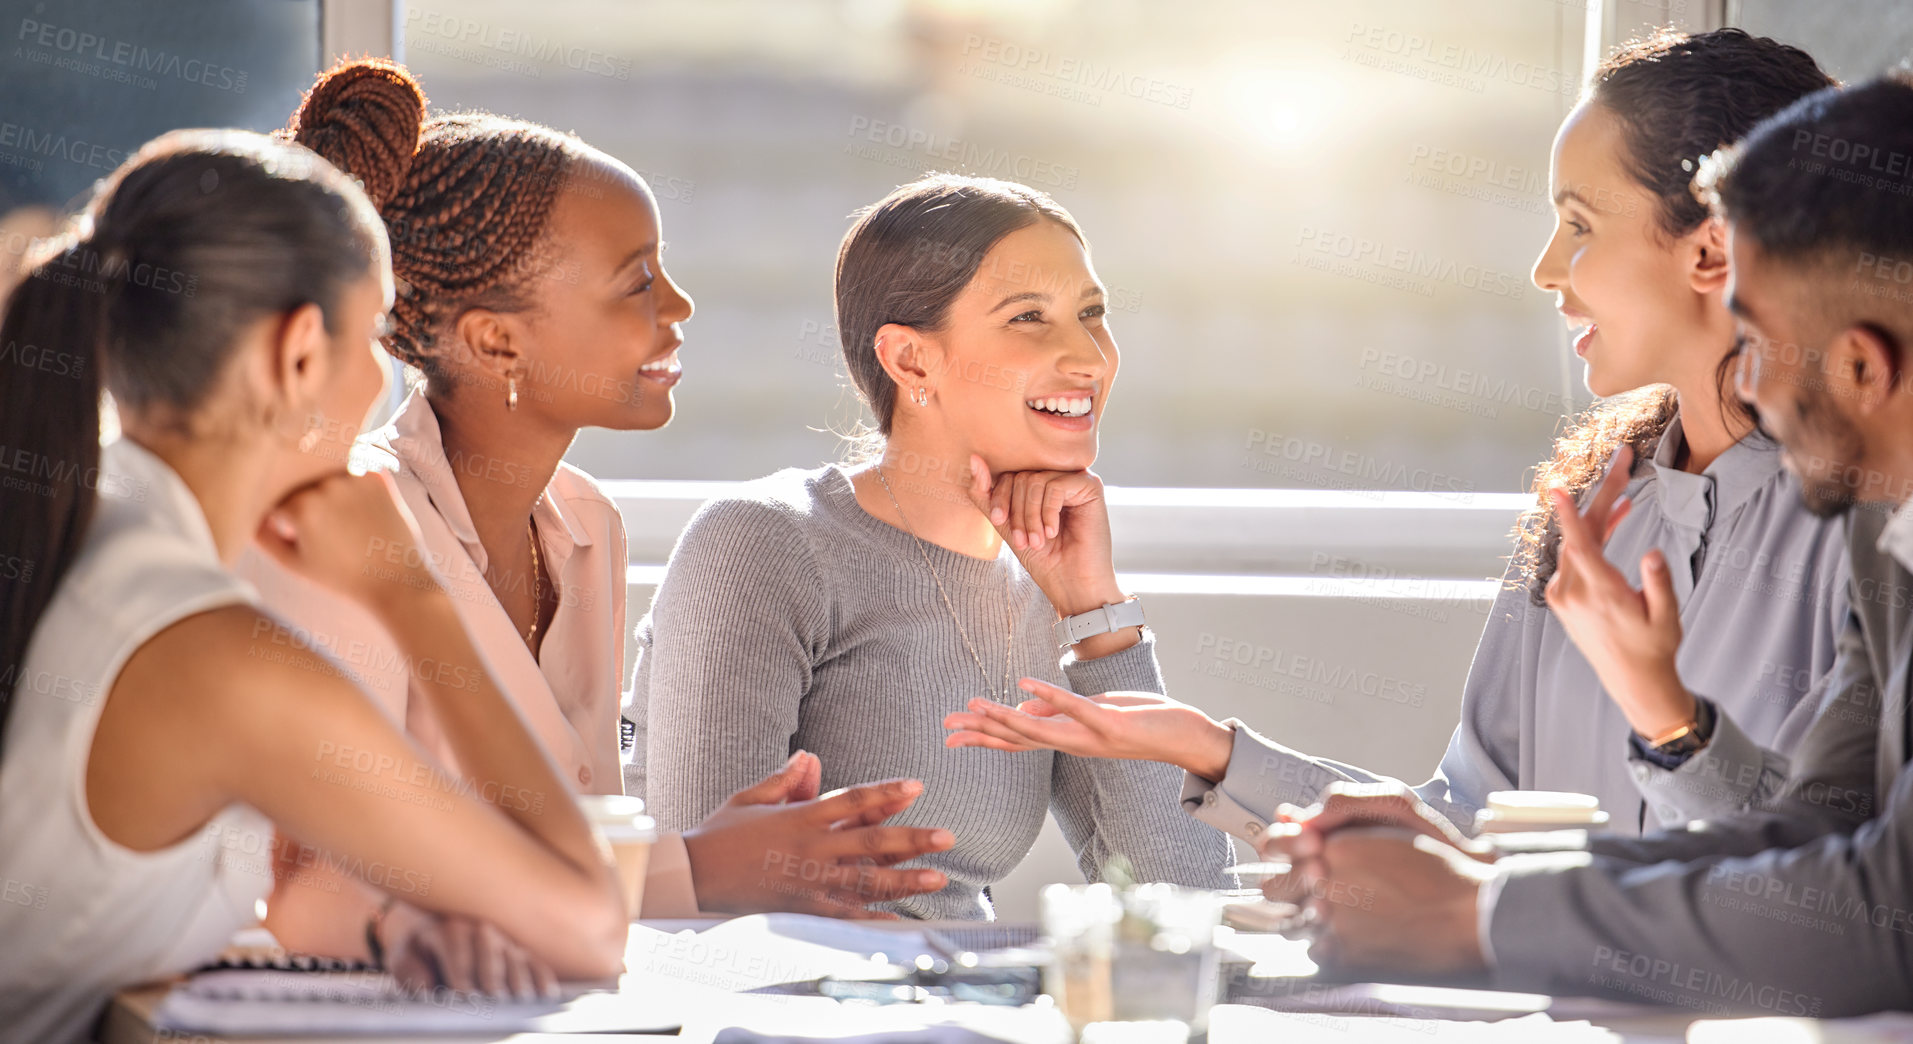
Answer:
xmin=1483 ymin=790 xmax=1604 ymax=823
xmin=598 ymin=815 xmax=659 ymax=843
xmin=578 ymin=794 xmax=646 ymax=822
xmin=580 ymin=795 xmax=656 ymax=835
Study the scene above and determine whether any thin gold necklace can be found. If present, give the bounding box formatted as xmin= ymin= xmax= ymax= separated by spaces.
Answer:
xmin=524 ymin=520 xmax=543 ymax=649
xmin=876 ymin=466 xmax=1015 ymax=702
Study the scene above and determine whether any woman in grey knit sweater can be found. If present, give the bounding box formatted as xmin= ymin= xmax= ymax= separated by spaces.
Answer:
xmin=628 ymin=174 xmax=1233 ymax=919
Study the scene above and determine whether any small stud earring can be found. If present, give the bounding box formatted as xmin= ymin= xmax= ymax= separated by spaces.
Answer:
xmin=507 ymin=374 xmax=519 ymax=411
xmin=296 ymin=420 xmax=322 ymax=453
xmin=913 ymin=386 xmax=928 ymax=407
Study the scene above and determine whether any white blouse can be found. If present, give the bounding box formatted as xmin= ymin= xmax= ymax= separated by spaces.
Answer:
xmin=0 ymin=439 xmax=272 ymax=1044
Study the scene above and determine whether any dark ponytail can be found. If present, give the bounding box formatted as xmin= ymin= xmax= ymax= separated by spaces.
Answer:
xmin=0 ymin=252 xmax=110 ymax=731
xmin=0 ymin=128 xmax=385 ymax=748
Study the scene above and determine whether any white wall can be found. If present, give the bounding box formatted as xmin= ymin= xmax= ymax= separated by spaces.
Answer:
xmin=1728 ymin=0 xmax=1913 ymax=83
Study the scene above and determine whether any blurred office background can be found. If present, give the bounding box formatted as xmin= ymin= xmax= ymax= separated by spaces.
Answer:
xmin=4 ymin=0 xmax=1910 ymax=916
xmin=10 ymin=0 xmax=1908 ymax=492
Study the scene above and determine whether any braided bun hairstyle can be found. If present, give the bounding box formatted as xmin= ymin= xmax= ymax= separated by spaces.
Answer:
xmin=286 ymin=58 xmax=580 ymax=379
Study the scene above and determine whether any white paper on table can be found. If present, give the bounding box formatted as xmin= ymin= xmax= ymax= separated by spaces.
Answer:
xmin=623 ymin=914 xmax=936 ymax=994
xmin=1211 ymin=1005 xmax=1625 ymax=1042
xmin=1213 ymin=927 xmax=1318 ymax=976
xmin=678 ymin=994 xmax=1073 ymax=1044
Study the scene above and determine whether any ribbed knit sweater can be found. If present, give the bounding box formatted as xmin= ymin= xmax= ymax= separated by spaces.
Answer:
xmin=625 ymin=464 xmax=1232 ymax=919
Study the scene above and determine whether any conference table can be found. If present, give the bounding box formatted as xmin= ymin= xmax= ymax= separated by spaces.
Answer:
xmin=92 ymin=917 xmax=1787 ymax=1044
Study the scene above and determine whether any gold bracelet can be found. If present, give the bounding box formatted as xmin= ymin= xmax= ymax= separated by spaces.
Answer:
xmin=1644 ymin=719 xmax=1698 ymax=749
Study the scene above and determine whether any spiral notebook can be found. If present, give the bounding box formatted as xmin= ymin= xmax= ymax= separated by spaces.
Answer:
xmin=154 ymin=916 xmax=1039 ymax=1036
xmin=154 ymin=951 xmax=683 ymax=1036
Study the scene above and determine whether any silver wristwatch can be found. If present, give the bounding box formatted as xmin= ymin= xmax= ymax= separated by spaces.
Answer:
xmin=1054 ymin=597 xmax=1146 ymax=648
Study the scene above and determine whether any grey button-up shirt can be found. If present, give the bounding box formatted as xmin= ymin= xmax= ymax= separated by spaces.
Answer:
xmin=1477 ymin=500 xmax=1913 ymax=1016
xmin=1182 ymin=418 xmax=1851 ymax=837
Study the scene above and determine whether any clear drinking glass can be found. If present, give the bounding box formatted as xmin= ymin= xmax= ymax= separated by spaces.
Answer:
xmin=1041 ymin=883 xmax=1223 ymax=1040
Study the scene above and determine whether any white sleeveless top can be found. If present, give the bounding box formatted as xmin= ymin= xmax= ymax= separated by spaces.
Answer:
xmin=0 ymin=439 xmax=272 ymax=1044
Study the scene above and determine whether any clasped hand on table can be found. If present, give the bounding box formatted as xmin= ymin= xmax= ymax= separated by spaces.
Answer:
xmin=1255 ymin=783 xmax=1496 ymax=979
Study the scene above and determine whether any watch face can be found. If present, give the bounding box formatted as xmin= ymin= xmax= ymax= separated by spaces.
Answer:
xmin=1656 ymin=731 xmax=1706 ymax=757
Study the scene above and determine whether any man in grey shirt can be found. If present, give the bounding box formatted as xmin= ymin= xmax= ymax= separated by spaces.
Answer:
xmin=1265 ymin=73 xmax=1913 ymax=1017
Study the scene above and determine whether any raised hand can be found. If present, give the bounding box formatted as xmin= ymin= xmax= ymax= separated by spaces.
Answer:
xmin=1542 ymin=445 xmax=1695 ymax=738
xmin=683 ymin=758 xmax=955 ymax=919
xmin=943 ymin=677 xmax=1234 ymax=781
xmin=965 ymin=455 xmax=1130 ymax=636
xmin=254 ymin=469 xmax=444 ymax=619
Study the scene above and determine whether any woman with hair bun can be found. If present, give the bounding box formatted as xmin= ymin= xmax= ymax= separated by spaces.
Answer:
xmin=0 ymin=128 xmax=629 ymax=1042
xmin=250 ymin=59 xmax=951 ymax=977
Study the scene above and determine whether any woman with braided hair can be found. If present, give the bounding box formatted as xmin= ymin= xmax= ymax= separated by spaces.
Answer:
xmin=247 ymin=59 xmax=952 ymax=980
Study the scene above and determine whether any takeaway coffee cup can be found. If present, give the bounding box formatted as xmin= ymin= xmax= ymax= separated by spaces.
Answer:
xmin=1473 ymin=790 xmax=1610 ymax=834
xmin=577 ymin=794 xmax=658 ymax=918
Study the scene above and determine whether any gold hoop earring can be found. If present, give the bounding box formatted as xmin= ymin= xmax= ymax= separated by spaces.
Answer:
xmin=507 ymin=374 xmax=519 ymax=411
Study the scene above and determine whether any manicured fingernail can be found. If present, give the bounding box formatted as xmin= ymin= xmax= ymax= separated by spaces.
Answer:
xmin=919 ymin=871 xmax=946 ymax=886
xmin=930 ymin=830 xmax=954 ymax=846
xmin=902 ymin=779 xmax=923 ymax=795
xmin=992 ymin=508 xmax=1006 ymax=524
xmin=1047 ymin=525 xmax=1058 ymax=539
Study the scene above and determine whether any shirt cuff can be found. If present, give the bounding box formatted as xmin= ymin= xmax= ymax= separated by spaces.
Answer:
xmin=1473 ymin=832 xmax=1598 ymax=971
xmin=637 ymin=832 xmax=703 ymax=919
xmin=1626 ymin=700 xmax=1786 ymax=827
xmin=1626 ymin=696 xmax=1716 ymax=770
xmin=1179 ymin=719 xmax=1300 ymax=842
xmin=1479 ymin=850 xmax=1603 ymax=993
xmin=1062 ymin=630 xmax=1165 ymax=695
